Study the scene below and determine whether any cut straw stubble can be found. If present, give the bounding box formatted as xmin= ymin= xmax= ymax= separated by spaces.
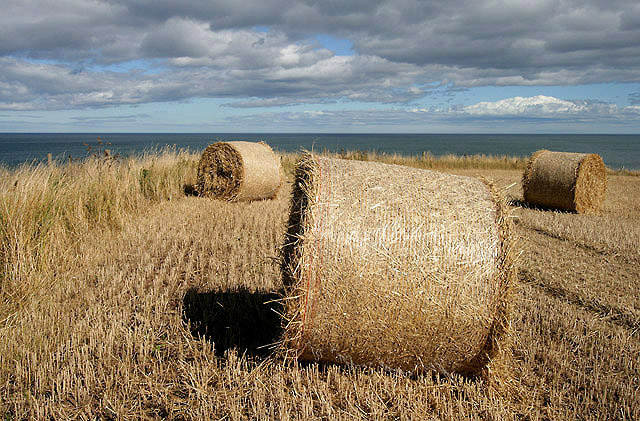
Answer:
xmin=279 ymin=154 xmax=516 ymax=377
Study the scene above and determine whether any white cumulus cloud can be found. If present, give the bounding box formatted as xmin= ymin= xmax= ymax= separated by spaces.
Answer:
xmin=460 ymin=95 xmax=634 ymax=119
xmin=464 ymin=95 xmax=586 ymax=116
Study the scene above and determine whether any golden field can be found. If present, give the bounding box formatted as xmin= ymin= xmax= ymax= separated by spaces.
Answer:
xmin=1 ymin=150 xmax=639 ymax=419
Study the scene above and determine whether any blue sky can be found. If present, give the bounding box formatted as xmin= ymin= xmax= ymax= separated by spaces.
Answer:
xmin=1 ymin=0 xmax=640 ymax=133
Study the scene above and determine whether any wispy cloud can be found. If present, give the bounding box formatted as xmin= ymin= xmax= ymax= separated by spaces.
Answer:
xmin=70 ymin=113 xmax=151 ymax=123
xmin=0 ymin=114 xmax=42 ymax=118
xmin=222 ymin=96 xmax=640 ymax=132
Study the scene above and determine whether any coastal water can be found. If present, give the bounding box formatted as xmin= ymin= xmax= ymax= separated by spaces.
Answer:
xmin=0 ymin=133 xmax=638 ymax=170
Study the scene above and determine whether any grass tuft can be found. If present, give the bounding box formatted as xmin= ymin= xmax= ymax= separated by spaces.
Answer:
xmin=0 ymin=148 xmax=198 ymax=322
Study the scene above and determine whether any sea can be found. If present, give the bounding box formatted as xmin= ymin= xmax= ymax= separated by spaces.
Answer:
xmin=0 ymin=133 xmax=638 ymax=170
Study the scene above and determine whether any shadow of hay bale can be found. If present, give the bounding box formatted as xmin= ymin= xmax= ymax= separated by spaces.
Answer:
xmin=183 ymin=183 xmax=199 ymax=196
xmin=508 ymin=197 xmax=575 ymax=214
xmin=182 ymin=288 xmax=282 ymax=357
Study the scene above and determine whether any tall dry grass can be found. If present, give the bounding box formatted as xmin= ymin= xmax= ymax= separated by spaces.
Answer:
xmin=0 ymin=148 xmax=199 ymax=323
xmin=283 ymin=149 xmax=640 ymax=176
xmin=279 ymin=150 xmax=530 ymax=174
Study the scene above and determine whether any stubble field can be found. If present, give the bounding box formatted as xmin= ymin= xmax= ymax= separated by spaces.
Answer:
xmin=1 ymin=151 xmax=638 ymax=419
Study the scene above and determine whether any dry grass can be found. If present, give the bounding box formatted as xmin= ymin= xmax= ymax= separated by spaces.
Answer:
xmin=1 ymin=150 xmax=639 ymax=419
xmin=279 ymin=149 xmax=638 ymax=177
xmin=281 ymin=150 xmax=530 ymax=173
xmin=0 ymin=147 xmax=199 ymax=323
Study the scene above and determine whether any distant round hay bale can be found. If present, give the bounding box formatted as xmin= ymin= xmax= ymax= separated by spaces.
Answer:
xmin=279 ymin=154 xmax=515 ymax=376
xmin=522 ymin=150 xmax=607 ymax=213
xmin=196 ymin=141 xmax=282 ymax=201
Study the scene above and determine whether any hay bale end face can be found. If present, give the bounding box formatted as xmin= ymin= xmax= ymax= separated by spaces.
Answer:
xmin=196 ymin=141 xmax=282 ymax=201
xmin=522 ymin=150 xmax=607 ymax=213
xmin=279 ymin=154 xmax=515 ymax=376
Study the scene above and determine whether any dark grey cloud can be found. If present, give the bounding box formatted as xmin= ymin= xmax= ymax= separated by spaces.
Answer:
xmin=1 ymin=0 xmax=640 ymax=110
xmin=0 ymin=55 xmax=424 ymax=110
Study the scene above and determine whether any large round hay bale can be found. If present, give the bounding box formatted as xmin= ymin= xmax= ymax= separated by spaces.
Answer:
xmin=522 ymin=150 xmax=607 ymax=213
xmin=279 ymin=154 xmax=515 ymax=376
xmin=196 ymin=141 xmax=282 ymax=201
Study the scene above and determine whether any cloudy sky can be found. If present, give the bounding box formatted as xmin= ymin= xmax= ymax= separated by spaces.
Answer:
xmin=2 ymin=0 xmax=640 ymax=133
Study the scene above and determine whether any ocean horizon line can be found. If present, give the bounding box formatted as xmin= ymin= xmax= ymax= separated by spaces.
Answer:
xmin=1 ymin=132 xmax=638 ymax=169
xmin=1 ymin=131 xmax=639 ymax=135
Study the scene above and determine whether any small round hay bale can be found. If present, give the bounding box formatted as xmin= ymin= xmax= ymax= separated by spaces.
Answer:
xmin=196 ymin=141 xmax=282 ymax=201
xmin=279 ymin=154 xmax=515 ymax=376
xmin=522 ymin=150 xmax=607 ymax=213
